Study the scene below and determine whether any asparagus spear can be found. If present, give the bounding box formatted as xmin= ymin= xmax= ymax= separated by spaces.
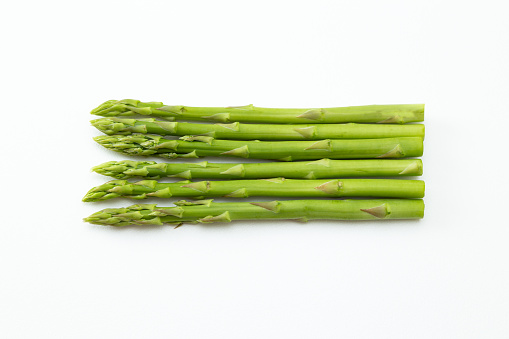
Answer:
xmin=83 ymin=178 xmax=425 ymax=202
xmin=84 ymin=199 xmax=425 ymax=226
xmin=91 ymin=100 xmax=424 ymax=124
xmin=91 ymin=117 xmax=425 ymax=140
xmin=94 ymin=135 xmax=423 ymax=161
xmin=92 ymin=159 xmax=423 ymax=180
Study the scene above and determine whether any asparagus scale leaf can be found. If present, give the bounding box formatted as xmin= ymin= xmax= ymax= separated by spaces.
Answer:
xmin=91 ymin=117 xmax=425 ymax=140
xmin=94 ymin=134 xmax=423 ymax=161
xmin=92 ymin=159 xmax=423 ymax=180
xmin=91 ymin=100 xmax=424 ymax=124
xmin=83 ymin=178 xmax=425 ymax=202
xmin=84 ymin=199 xmax=425 ymax=226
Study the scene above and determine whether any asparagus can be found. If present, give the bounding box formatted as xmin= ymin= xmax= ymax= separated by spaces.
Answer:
xmin=84 ymin=199 xmax=425 ymax=226
xmin=83 ymin=178 xmax=425 ymax=202
xmin=92 ymin=159 xmax=424 ymax=180
xmin=91 ymin=99 xmax=424 ymax=124
xmin=91 ymin=117 xmax=425 ymax=140
xmin=94 ymin=134 xmax=423 ymax=161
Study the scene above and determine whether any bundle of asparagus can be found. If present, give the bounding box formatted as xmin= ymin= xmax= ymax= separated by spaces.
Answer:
xmin=84 ymin=100 xmax=425 ymax=226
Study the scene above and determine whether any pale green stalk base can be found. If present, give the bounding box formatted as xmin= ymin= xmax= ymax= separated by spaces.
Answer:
xmin=91 ymin=117 xmax=425 ymax=140
xmin=94 ymin=134 xmax=423 ymax=161
xmin=91 ymin=99 xmax=424 ymax=124
xmin=92 ymin=159 xmax=423 ymax=180
xmin=84 ymin=199 xmax=425 ymax=226
xmin=83 ymin=178 xmax=425 ymax=202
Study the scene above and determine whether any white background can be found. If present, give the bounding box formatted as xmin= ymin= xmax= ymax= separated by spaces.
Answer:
xmin=1 ymin=0 xmax=508 ymax=338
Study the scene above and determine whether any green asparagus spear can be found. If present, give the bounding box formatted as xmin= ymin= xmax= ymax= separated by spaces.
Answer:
xmin=94 ymin=135 xmax=423 ymax=161
xmin=91 ymin=117 xmax=425 ymax=140
xmin=83 ymin=178 xmax=425 ymax=202
xmin=91 ymin=100 xmax=424 ymax=124
xmin=84 ymin=199 xmax=425 ymax=226
xmin=92 ymin=159 xmax=423 ymax=180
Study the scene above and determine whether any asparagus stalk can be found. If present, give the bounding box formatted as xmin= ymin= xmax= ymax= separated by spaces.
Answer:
xmin=91 ymin=117 xmax=425 ymax=140
xmin=92 ymin=159 xmax=423 ymax=180
xmin=83 ymin=178 xmax=425 ymax=202
xmin=84 ymin=199 xmax=425 ymax=226
xmin=91 ymin=100 xmax=424 ymax=124
xmin=94 ymin=135 xmax=423 ymax=161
